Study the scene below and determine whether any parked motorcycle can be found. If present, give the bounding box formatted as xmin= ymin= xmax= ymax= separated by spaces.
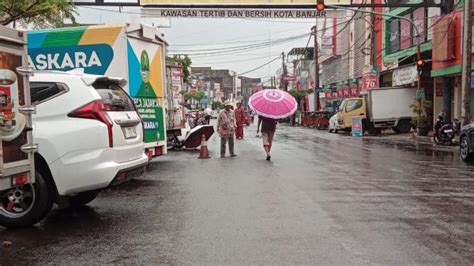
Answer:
xmin=434 ymin=117 xmax=460 ymax=145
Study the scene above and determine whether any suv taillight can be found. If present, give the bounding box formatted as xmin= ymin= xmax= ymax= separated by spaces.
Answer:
xmin=68 ymin=100 xmax=114 ymax=147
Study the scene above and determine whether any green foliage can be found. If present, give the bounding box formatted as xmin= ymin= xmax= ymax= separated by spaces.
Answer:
xmin=166 ymin=54 xmax=192 ymax=83
xmin=213 ymin=101 xmax=224 ymax=110
xmin=289 ymin=88 xmax=314 ymax=105
xmin=184 ymin=91 xmax=205 ymax=101
xmin=411 ymin=100 xmax=433 ymax=127
xmin=0 ymin=0 xmax=77 ymax=28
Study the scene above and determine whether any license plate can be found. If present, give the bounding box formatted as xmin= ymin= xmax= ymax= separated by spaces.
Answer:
xmin=444 ymin=129 xmax=453 ymax=133
xmin=123 ymin=127 xmax=137 ymax=139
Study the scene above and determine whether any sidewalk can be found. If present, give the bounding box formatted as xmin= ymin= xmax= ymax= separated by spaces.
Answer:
xmin=363 ymin=130 xmax=459 ymax=152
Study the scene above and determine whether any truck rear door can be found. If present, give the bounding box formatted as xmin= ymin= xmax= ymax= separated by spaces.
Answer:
xmin=0 ymin=26 xmax=36 ymax=194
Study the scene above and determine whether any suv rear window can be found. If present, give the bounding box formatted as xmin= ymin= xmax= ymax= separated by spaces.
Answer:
xmin=93 ymin=80 xmax=135 ymax=112
xmin=30 ymin=82 xmax=67 ymax=104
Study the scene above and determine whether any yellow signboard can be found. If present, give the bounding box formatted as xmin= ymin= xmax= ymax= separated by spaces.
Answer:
xmin=141 ymin=0 xmax=351 ymax=6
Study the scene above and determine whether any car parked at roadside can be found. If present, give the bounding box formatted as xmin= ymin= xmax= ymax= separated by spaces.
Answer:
xmin=0 ymin=71 xmax=148 ymax=228
xmin=460 ymin=121 xmax=474 ymax=163
xmin=328 ymin=114 xmax=339 ymax=133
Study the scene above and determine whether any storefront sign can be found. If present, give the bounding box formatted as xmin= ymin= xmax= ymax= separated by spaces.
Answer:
xmin=171 ymin=70 xmax=181 ymax=84
xmin=337 ymin=90 xmax=344 ymax=98
xmin=350 ymin=87 xmax=359 ymax=96
xmin=139 ymin=8 xmax=350 ymax=18
xmin=351 ymin=116 xmax=363 ymax=137
xmin=362 ymin=72 xmax=379 ymax=90
xmin=393 ymin=65 xmax=417 ymax=86
xmin=343 ymin=88 xmax=351 ymax=97
xmin=325 ymin=91 xmax=332 ymax=99
xmin=141 ymin=0 xmax=350 ymax=5
xmin=416 ymin=89 xmax=425 ymax=100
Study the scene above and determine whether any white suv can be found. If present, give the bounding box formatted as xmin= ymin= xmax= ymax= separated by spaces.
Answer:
xmin=0 ymin=71 xmax=148 ymax=227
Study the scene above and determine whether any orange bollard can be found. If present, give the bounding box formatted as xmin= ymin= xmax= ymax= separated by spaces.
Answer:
xmin=198 ymin=134 xmax=210 ymax=159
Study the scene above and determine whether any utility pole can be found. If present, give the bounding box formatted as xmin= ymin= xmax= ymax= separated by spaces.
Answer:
xmin=461 ymin=0 xmax=472 ymax=125
xmin=312 ymin=25 xmax=320 ymax=111
xmin=281 ymin=52 xmax=288 ymax=91
xmin=370 ymin=0 xmax=377 ymax=70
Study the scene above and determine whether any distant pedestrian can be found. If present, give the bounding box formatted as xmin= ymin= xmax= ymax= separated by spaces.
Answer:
xmin=218 ymin=101 xmax=237 ymax=158
xmin=235 ymin=102 xmax=245 ymax=139
xmin=257 ymin=115 xmax=277 ymax=161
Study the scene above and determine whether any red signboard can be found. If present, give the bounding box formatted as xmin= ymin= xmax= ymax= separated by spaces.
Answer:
xmin=362 ymin=72 xmax=379 ymax=90
xmin=325 ymin=91 xmax=332 ymax=99
xmin=337 ymin=90 xmax=344 ymax=98
xmin=343 ymin=88 xmax=351 ymax=97
xmin=283 ymin=75 xmax=296 ymax=81
xmin=350 ymin=87 xmax=359 ymax=96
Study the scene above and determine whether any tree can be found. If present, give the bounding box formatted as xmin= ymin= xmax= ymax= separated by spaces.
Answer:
xmin=166 ymin=55 xmax=192 ymax=83
xmin=184 ymin=91 xmax=205 ymax=101
xmin=0 ymin=0 xmax=77 ymax=28
xmin=289 ymin=88 xmax=314 ymax=110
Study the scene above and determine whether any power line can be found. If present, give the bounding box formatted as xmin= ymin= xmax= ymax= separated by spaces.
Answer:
xmin=169 ymin=32 xmax=310 ymax=52
xmin=170 ymin=33 xmax=310 ymax=57
xmin=195 ymin=53 xmax=281 ymax=64
xmin=237 ymin=57 xmax=281 ymax=76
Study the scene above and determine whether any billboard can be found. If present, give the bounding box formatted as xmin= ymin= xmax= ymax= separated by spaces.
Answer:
xmin=140 ymin=0 xmax=351 ymax=6
xmin=28 ymin=25 xmax=166 ymax=143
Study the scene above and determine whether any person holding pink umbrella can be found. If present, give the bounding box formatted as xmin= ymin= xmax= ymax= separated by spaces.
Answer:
xmin=257 ymin=115 xmax=277 ymax=160
xmin=249 ymin=89 xmax=297 ymax=161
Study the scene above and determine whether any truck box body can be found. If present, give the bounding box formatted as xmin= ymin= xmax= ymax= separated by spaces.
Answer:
xmin=27 ymin=24 xmax=167 ymax=156
xmin=338 ymin=87 xmax=416 ymax=132
xmin=165 ymin=62 xmax=184 ymax=132
xmin=367 ymin=87 xmax=416 ymax=122
xmin=0 ymin=26 xmax=35 ymax=191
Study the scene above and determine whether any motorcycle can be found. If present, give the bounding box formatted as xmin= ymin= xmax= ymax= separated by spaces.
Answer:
xmin=433 ymin=117 xmax=460 ymax=145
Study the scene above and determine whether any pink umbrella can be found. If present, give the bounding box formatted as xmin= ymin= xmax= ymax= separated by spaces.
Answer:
xmin=249 ymin=89 xmax=297 ymax=119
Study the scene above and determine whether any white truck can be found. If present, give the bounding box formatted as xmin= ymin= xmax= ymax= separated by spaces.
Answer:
xmin=0 ymin=26 xmax=37 ymax=226
xmin=336 ymin=87 xmax=417 ymax=134
xmin=27 ymin=24 xmax=168 ymax=157
xmin=165 ymin=60 xmax=185 ymax=148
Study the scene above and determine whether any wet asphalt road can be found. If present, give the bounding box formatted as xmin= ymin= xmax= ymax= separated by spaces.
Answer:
xmin=1 ymin=123 xmax=474 ymax=264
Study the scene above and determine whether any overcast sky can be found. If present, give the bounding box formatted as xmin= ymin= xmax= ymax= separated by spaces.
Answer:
xmin=76 ymin=6 xmax=318 ymax=84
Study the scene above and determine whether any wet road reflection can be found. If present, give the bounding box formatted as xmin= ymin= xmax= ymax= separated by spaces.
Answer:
xmin=1 ymin=125 xmax=473 ymax=264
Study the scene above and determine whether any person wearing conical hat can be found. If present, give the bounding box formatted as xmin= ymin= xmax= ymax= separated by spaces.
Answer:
xmin=217 ymin=101 xmax=237 ymax=158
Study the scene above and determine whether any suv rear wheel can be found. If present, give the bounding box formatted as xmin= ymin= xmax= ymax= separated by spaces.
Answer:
xmin=69 ymin=191 xmax=99 ymax=208
xmin=0 ymin=170 xmax=54 ymax=228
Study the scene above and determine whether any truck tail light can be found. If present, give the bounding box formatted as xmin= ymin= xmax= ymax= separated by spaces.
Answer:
xmin=68 ymin=100 xmax=114 ymax=147
xmin=12 ymin=173 xmax=29 ymax=186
